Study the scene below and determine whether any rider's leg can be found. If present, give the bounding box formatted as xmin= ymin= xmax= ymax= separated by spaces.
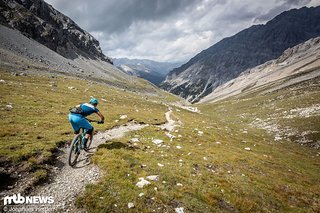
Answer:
xmin=79 ymin=117 xmax=94 ymax=149
xmin=69 ymin=114 xmax=80 ymax=145
xmin=83 ymin=127 xmax=94 ymax=148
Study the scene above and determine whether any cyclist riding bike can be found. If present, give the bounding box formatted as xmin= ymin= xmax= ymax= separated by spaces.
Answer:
xmin=68 ymin=97 xmax=104 ymax=150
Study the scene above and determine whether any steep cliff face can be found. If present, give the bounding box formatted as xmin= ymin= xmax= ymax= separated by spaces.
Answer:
xmin=161 ymin=6 xmax=320 ymax=103
xmin=199 ymin=37 xmax=320 ymax=103
xmin=0 ymin=0 xmax=112 ymax=63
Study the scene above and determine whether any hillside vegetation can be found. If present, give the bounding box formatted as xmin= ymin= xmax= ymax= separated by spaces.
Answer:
xmin=78 ymin=78 xmax=319 ymax=211
xmin=0 ymin=69 xmax=179 ymax=188
xmin=0 ymin=69 xmax=319 ymax=212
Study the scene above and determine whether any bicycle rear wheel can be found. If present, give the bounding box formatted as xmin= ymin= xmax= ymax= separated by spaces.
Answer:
xmin=68 ymin=134 xmax=81 ymax=166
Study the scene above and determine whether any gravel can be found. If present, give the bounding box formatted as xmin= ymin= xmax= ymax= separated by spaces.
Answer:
xmin=29 ymin=121 xmax=148 ymax=212
xmin=19 ymin=107 xmax=177 ymax=212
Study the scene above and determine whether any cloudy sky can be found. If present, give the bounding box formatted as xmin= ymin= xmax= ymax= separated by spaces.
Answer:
xmin=46 ymin=0 xmax=320 ymax=62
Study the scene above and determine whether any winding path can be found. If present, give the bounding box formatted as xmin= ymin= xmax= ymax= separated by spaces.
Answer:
xmin=29 ymin=107 xmax=177 ymax=212
xmin=29 ymin=121 xmax=147 ymax=212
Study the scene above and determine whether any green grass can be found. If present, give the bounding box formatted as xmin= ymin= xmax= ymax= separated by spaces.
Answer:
xmin=78 ymin=78 xmax=320 ymax=212
xmin=1 ymin=69 xmax=319 ymax=212
xmin=0 ymin=69 xmax=178 ymax=167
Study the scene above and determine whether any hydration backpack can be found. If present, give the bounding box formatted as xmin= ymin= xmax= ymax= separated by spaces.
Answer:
xmin=69 ymin=106 xmax=83 ymax=114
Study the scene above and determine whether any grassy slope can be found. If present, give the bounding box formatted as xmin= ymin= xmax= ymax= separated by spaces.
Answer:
xmin=77 ymin=77 xmax=320 ymax=211
xmin=0 ymin=69 xmax=319 ymax=212
xmin=0 ymin=69 xmax=178 ymax=180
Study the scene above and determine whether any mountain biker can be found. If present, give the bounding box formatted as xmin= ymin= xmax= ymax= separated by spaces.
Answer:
xmin=68 ymin=97 xmax=104 ymax=149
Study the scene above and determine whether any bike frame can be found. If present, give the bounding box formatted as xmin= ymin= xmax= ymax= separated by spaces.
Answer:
xmin=68 ymin=119 xmax=99 ymax=167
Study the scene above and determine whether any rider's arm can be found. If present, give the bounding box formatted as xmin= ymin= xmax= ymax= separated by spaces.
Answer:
xmin=96 ymin=111 xmax=104 ymax=122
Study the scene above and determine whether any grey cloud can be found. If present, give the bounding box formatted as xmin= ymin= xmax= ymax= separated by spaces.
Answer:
xmin=46 ymin=0 xmax=317 ymax=62
xmin=48 ymin=0 xmax=197 ymax=33
xmin=254 ymin=0 xmax=311 ymax=23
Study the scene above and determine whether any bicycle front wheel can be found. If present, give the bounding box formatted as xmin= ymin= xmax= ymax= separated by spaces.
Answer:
xmin=85 ymin=135 xmax=93 ymax=150
xmin=68 ymin=134 xmax=81 ymax=166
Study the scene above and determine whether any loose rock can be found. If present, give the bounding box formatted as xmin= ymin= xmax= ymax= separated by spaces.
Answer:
xmin=128 ymin=202 xmax=135 ymax=209
xmin=136 ymin=178 xmax=151 ymax=188
xmin=120 ymin=115 xmax=127 ymax=119
xmin=146 ymin=175 xmax=159 ymax=181
xmin=152 ymin=139 xmax=163 ymax=145
xmin=5 ymin=104 xmax=13 ymax=111
xmin=175 ymin=207 xmax=184 ymax=213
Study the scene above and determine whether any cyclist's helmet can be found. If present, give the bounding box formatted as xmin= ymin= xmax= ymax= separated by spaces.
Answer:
xmin=89 ymin=97 xmax=99 ymax=105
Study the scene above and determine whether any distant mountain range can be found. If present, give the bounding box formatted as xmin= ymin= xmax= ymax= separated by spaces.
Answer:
xmin=161 ymin=6 xmax=320 ymax=103
xmin=114 ymin=58 xmax=182 ymax=85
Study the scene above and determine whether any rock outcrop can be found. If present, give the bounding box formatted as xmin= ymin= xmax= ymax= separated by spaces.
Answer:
xmin=199 ymin=37 xmax=320 ymax=103
xmin=0 ymin=0 xmax=112 ymax=63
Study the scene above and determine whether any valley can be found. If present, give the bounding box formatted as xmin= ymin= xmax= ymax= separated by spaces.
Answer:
xmin=0 ymin=0 xmax=319 ymax=212
xmin=0 ymin=68 xmax=319 ymax=212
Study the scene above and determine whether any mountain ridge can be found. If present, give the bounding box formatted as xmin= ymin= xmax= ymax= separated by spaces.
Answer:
xmin=161 ymin=6 xmax=320 ymax=103
xmin=0 ymin=0 xmax=113 ymax=63
xmin=199 ymin=36 xmax=320 ymax=103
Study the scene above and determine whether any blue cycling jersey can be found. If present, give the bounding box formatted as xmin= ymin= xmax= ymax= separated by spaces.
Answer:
xmin=80 ymin=103 xmax=99 ymax=117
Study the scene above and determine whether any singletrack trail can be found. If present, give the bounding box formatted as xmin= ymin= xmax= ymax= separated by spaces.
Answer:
xmin=29 ymin=107 xmax=179 ymax=212
xmin=31 ymin=121 xmax=148 ymax=212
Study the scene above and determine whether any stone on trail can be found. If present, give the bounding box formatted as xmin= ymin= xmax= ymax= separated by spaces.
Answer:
xmin=244 ymin=147 xmax=251 ymax=151
xmin=136 ymin=178 xmax=151 ymax=188
xmin=176 ymin=145 xmax=182 ymax=149
xmin=157 ymin=163 xmax=164 ymax=167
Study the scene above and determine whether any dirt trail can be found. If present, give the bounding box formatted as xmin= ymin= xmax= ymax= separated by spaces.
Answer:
xmin=161 ymin=107 xmax=177 ymax=132
xmin=31 ymin=121 xmax=148 ymax=212
xmin=27 ymin=107 xmax=177 ymax=212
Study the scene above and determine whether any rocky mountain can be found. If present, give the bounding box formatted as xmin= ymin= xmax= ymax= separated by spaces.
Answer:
xmin=114 ymin=58 xmax=182 ymax=85
xmin=200 ymin=37 xmax=320 ymax=103
xmin=0 ymin=0 xmax=112 ymax=63
xmin=0 ymin=1 xmax=160 ymax=94
xmin=161 ymin=6 xmax=320 ymax=103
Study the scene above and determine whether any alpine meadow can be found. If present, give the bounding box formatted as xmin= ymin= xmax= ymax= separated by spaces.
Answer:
xmin=0 ymin=0 xmax=319 ymax=212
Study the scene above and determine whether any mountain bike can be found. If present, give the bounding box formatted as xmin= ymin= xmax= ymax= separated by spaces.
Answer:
xmin=68 ymin=119 xmax=99 ymax=167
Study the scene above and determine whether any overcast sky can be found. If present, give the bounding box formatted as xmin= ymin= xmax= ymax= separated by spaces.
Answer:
xmin=46 ymin=0 xmax=320 ymax=62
